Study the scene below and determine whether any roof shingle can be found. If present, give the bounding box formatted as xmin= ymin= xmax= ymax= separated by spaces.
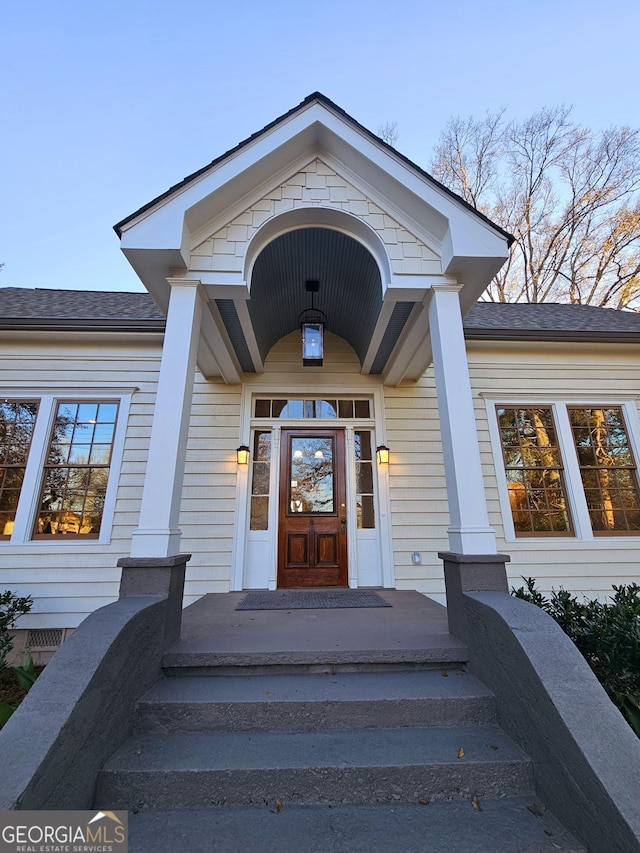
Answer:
xmin=0 ymin=287 xmax=164 ymax=331
xmin=464 ymin=302 xmax=640 ymax=338
xmin=1 ymin=287 xmax=639 ymax=342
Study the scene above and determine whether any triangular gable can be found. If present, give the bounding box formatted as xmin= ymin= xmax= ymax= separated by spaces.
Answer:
xmin=115 ymin=93 xmax=511 ymax=384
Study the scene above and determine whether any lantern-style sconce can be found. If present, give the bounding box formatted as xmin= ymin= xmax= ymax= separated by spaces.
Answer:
xmin=299 ymin=280 xmax=326 ymax=367
xmin=376 ymin=445 xmax=390 ymax=465
xmin=236 ymin=445 xmax=250 ymax=465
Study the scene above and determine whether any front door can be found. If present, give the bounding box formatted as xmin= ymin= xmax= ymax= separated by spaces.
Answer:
xmin=278 ymin=429 xmax=348 ymax=587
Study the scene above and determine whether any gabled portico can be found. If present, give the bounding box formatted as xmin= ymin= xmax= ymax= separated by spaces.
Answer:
xmin=115 ymin=93 xmax=511 ymax=592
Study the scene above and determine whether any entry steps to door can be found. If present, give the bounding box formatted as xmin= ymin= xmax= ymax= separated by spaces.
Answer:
xmin=96 ymin=663 xmax=585 ymax=852
xmin=122 ymin=802 xmax=585 ymax=853
xmin=134 ymin=669 xmax=497 ymax=732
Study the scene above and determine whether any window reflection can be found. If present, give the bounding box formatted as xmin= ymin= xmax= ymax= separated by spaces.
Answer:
xmin=34 ymin=400 xmax=118 ymax=538
xmin=0 ymin=401 xmax=39 ymax=538
xmin=250 ymin=431 xmax=271 ymax=530
xmin=355 ymin=430 xmax=375 ymax=528
xmin=290 ymin=437 xmax=334 ymax=513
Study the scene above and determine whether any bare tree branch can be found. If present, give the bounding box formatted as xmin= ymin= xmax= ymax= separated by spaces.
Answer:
xmin=377 ymin=121 xmax=399 ymax=148
xmin=431 ymin=108 xmax=640 ymax=309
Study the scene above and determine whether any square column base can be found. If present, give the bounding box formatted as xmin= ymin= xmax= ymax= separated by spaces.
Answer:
xmin=118 ymin=554 xmax=191 ymax=646
xmin=439 ymin=551 xmax=511 ymax=643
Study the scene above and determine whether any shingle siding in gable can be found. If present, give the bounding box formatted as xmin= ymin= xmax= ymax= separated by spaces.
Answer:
xmin=191 ymin=159 xmax=441 ymax=278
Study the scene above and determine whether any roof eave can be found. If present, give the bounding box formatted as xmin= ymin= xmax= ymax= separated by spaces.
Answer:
xmin=464 ymin=328 xmax=640 ymax=344
xmin=0 ymin=318 xmax=166 ymax=333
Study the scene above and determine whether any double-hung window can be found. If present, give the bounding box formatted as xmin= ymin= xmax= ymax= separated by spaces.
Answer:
xmin=0 ymin=396 xmax=124 ymax=543
xmin=496 ymin=407 xmax=571 ymax=535
xmin=495 ymin=403 xmax=640 ymax=538
xmin=34 ymin=401 xmax=119 ymax=538
xmin=567 ymin=407 xmax=640 ymax=534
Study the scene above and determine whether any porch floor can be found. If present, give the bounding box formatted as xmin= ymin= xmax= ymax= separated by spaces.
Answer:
xmin=164 ymin=590 xmax=468 ymax=668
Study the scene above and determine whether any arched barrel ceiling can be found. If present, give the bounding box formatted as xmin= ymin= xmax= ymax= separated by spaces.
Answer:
xmin=248 ymin=227 xmax=382 ymax=364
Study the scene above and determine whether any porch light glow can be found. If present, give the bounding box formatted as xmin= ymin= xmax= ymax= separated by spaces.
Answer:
xmin=299 ymin=280 xmax=326 ymax=367
xmin=376 ymin=445 xmax=390 ymax=465
xmin=236 ymin=445 xmax=250 ymax=465
xmin=302 ymin=322 xmax=324 ymax=366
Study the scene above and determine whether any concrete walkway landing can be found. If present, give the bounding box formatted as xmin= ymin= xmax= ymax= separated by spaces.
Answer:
xmin=163 ymin=590 xmax=468 ymax=669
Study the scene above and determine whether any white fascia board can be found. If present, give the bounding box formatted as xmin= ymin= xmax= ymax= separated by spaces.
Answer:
xmin=315 ymin=115 xmax=509 ymax=250
xmin=121 ymin=99 xmax=503 ymax=257
xmin=120 ymin=98 xmax=510 ymax=308
xmin=122 ymin=113 xmax=325 ymax=247
xmin=384 ymin=276 xmax=430 ymax=301
xmin=201 ymin=273 xmax=249 ymax=295
xmin=119 ymin=247 xmax=186 ymax=313
xmin=317 ymin=149 xmax=443 ymax=258
xmin=441 ymin=210 xmax=510 ymax=275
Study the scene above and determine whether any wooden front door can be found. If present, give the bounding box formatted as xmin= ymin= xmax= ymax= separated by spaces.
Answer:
xmin=278 ymin=429 xmax=348 ymax=588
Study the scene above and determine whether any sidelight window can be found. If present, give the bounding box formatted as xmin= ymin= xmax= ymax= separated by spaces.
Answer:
xmin=355 ymin=430 xmax=375 ymax=529
xmin=249 ymin=431 xmax=272 ymax=530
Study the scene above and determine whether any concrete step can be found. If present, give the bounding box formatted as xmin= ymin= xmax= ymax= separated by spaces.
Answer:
xmin=135 ymin=669 xmax=497 ymax=733
xmin=127 ymin=800 xmax=586 ymax=853
xmin=161 ymin=646 xmax=469 ymax=673
xmin=96 ymin=725 xmax=532 ymax=810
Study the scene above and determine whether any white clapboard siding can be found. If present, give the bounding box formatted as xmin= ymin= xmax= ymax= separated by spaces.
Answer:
xmin=6 ymin=322 xmax=640 ymax=630
xmin=384 ymin=369 xmax=450 ymax=601
xmin=468 ymin=339 xmax=640 ymax=600
xmin=178 ymin=373 xmax=242 ymax=599
xmin=0 ymin=336 xmax=163 ymax=627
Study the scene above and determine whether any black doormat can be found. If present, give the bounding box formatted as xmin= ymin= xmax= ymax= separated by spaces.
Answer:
xmin=236 ymin=590 xmax=392 ymax=610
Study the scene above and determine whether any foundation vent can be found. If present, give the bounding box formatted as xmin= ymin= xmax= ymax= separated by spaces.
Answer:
xmin=25 ymin=628 xmax=64 ymax=650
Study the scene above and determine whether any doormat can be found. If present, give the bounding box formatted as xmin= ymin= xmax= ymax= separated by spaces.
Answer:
xmin=236 ymin=590 xmax=392 ymax=610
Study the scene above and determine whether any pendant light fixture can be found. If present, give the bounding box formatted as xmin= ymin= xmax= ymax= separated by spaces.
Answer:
xmin=299 ymin=280 xmax=326 ymax=367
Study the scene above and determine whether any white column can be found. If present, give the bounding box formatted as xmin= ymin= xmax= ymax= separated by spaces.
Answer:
xmin=130 ymin=279 xmax=205 ymax=558
xmin=428 ymin=284 xmax=496 ymax=554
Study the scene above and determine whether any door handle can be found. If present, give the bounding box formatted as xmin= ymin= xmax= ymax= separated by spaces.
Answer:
xmin=341 ymin=517 xmax=346 ymax=533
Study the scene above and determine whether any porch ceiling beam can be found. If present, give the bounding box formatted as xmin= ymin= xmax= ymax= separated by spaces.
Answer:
xmin=199 ymin=301 xmax=242 ymax=384
xmin=382 ymin=301 xmax=431 ymax=386
xmin=234 ymin=298 xmax=264 ymax=374
xmin=361 ymin=300 xmax=396 ymax=375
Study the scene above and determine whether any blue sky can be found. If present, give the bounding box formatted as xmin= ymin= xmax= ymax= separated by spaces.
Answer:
xmin=2 ymin=0 xmax=639 ymax=293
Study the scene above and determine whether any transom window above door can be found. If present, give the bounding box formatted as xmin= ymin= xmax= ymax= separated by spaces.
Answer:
xmin=254 ymin=398 xmax=371 ymax=419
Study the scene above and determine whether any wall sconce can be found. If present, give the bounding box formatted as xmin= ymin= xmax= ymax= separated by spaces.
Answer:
xmin=299 ymin=280 xmax=326 ymax=367
xmin=376 ymin=445 xmax=390 ymax=465
xmin=236 ymin=445 xmax=250 ymax=465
